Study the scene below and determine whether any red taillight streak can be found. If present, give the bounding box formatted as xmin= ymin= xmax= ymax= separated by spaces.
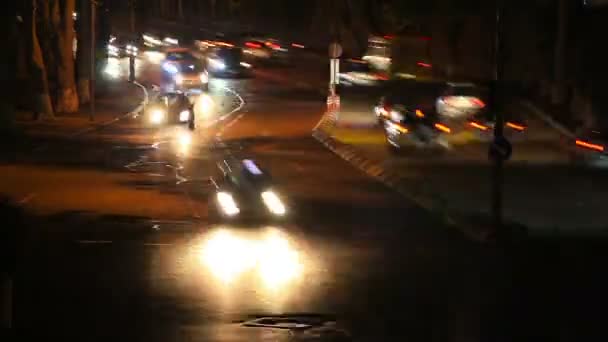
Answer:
xmin=266 ymin=42 xmax=280 ymax=49
xmin=576 ymin=140 xmax=604 ymax=152
xmin=471 ymin=98 xmax=486 ymax=108
xmin=417 ymin=62 xmax=432 ymax=68
xmin=246 ymin=42 xmax=262 ymax=48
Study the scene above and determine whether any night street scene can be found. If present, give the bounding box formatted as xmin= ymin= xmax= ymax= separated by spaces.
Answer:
xmin=4 ymin=0 xmax=608 ymax=341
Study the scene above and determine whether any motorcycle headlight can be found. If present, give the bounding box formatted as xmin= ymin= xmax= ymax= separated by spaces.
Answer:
xmin=217 ymin=192 xmax=240 ymax=216
xmin=174 ymin=74 xmax=183 ymax=85
xmin=209 ymin=58 xmax=225 ymax=70
xmin=261 ymin=190 xmax=286 ymax=216
xmin=179 ymin=110 xmax=190 ymax=122
xmin=149 ymin=109 xmax=165 ymax=124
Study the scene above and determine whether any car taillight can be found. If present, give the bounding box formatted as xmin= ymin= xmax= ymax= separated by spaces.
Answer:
xmin=471 ymin=98 xmax=486 ymax=108
xmin=469 ymin=121 xmax=489 ymax=131
xmin=245 ymin=42 xmax=262 ymax=48
xmin=415 ymin=109 xmax=425 ymax=118
xmin=417 ymin=61 xmax=432 ymax=68
xmin=266 ymin=42 xmax=280 ymax=49
xmin=506 ymin=122 xmax=526 ymax=131
xmin=576 ymin=139 xmax=604 ymax=152
xmin=434 ymin=123 xmax=451 ymax=133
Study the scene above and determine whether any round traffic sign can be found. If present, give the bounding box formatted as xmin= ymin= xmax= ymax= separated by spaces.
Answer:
xmin=489 ymin=136 xmax=512 ymax=161
xmin=329 ymin=42 xmax=343 ymax=58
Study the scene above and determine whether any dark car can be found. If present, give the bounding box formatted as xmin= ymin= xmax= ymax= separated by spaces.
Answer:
xmin=145 ymin=92 xmax=195 ymax=130
xmin=161 ymin=49 xmax=209 ymax=92
xmin=206 ymin=47 xmax=252 ymax=77
xmin=212 ymin=158 xmax=288 ymax=221
xmin=375 ymin=81 xmax=451 ymax=152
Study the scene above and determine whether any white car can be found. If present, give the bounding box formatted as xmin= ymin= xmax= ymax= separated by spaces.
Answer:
xmin=435 ymin=82 xmax=486 ymax=120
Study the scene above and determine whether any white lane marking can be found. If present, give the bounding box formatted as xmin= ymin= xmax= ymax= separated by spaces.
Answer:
xmin=204 ymin=85 xmax=246 ymax=129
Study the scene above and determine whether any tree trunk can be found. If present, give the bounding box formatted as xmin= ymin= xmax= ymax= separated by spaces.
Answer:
xmin=52 ymin=0 xmax=79 ymax=113
xmin=76 ymin=0 xmax=91 ymax=104
xmin=29 ymin=0 xmax=55 ymax=120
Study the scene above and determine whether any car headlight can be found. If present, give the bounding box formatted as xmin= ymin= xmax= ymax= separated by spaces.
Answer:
xmin=149 ymin=109 xmax=165 ymax=124
xmin=200 ymin=72 xmax=209 ymax=83
xmin=179 ymin=110 xmax=190 ymax=122
xmin=239 ymin=62 xmax=251 ymax=68
xmin=261 ymin=190 xmax=286 ymax=216
xmin=174 ymin=74 xmax=183 ymax=84
xmin=217 ymin=192 xmax=240 ymax=216
xmin=209 ymin=58 xmax=225 ymax=70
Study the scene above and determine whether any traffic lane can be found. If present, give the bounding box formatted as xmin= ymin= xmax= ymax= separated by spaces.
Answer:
xmin=333 ymin=95 xmax=608 ymax=231
xmin=18 ymin=147 xmax=488 ymax=342
xmin=196 ymin=71 xmax=490 ymax=340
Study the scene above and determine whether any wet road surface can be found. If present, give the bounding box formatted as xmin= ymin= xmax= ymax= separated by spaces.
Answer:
xmin=9 ymin=54 xmax=608 ymax=342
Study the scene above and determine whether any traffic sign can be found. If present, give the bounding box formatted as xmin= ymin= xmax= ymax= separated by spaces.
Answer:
xmin=329 ymin=42 xmax=342 ymax=58
xmin=489 ymin=136 xmax=512 ymax=161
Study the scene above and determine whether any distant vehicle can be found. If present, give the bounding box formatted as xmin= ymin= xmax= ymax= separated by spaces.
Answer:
xmin=375 ymin=81 xmax=450 ymax=152
xmin=212 ymin=158 xmax=288 ymax=220
xmin=206 ymin=46 xmax=252 ymax=77
xmin=435 ymin=82 xmax=487 ymax=120
xmin=570 ymin=128 xmax=608 ymax=167
xmin=161 ymin=49 xmax=209 ymax=92
xmin=242 ymin=38 xmax=290 ymax=65
xmin=338 ymin=58 xmax=387 ymax=86
xmin=363 ymin=33 xmax=432 ymax=79
xmin=145 ymin=92 xmax=195 ymax=130
xmin=107 ymin=36 xmax=138 ymax=58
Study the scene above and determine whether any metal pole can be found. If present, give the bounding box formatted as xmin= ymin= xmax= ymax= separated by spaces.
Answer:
xmin=89 ymin=0 xmax=96 ymax=122
xmin=491 ymin=0 xmax=504 ymax=234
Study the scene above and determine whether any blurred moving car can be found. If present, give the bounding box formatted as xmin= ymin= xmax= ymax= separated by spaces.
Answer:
xmin=570 ymin=128 xmax=608 ymax=167
xmin=435 ymin=82 xmax=487 ymax=120
xmin=242 ymin=38 xmax=290 ymax=65
xmin=339 ymin=58 xmax=387 ymax=87
xmin=145 ymin=92 xmax=196 ymax=130
xmin=213 ymin=158 xmax=288 ymax=220
xmin=161 ymin=49 xmax=209 ymax=92
xmin=375 ymin=81 xmax=450 ymax=152
xmin=206 ymin=46 xmax=252 ymax=77
xmin=107 ymin=35 xmax=138 ymax=58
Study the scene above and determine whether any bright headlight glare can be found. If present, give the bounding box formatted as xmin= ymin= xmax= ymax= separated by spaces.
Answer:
xmin=200 ymin=72 xmax=209 ymax=83
xmin=150 ymin=109 xmax=165 ymax=124
xmin=209 ymin=59 xmax=225 ymax=70
xmin=240 ymin=62 xmax=251 ymax=68
xmin=261 ymin=191 xmax=286 ymax=216
xmin=217 ymin=192 xmax=240 ymax=216
xmin=179 ymin=110 xmax=190 ymax=122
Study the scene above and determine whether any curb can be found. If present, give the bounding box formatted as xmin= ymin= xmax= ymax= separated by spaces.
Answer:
xmin=70 ymin=81 xmax=149 ymax=138
xmin=312 ymin=109 xmax=494 ymax=243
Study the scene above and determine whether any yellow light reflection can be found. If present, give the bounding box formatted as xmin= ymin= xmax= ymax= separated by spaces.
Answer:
xmin=200 ymin=230 xmax=256 ymax=284
xmin=194 ymin=93 xmax=214 ymax=118
xmin=199 ymin=229 xmax=302 ymax=289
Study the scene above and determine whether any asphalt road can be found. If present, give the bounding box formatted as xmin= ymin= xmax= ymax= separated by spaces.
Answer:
xmin=8 ymin=52 xmax=608 ymax=342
